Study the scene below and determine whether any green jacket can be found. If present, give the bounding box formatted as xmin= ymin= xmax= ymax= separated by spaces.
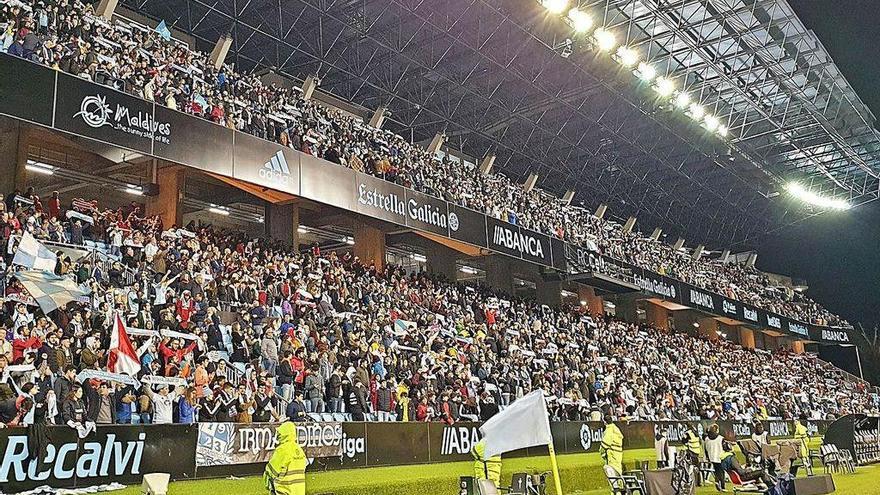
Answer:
xmin=265 ymin=422 xmax=307 ymax=495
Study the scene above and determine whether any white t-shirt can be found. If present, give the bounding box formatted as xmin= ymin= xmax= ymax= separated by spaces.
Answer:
xmin=151 ymin=390 xmax=178 ymax=424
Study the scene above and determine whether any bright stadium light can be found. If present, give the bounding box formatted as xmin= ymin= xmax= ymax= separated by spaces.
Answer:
xmin=208 ymin=207 xmax=230 ymax=216
xmin=567 ymin=8 xmax=593 ymax=32
xmin=26 ymin=164 xmax=54 ymax=175
xmin=542 ymin=0 xmax=568 ymax=14
xmin=704 ymin=114 xmax=720 ymax=132
xmin=786 ymin=183 xmax=851 ymax=210
xmin=688 ymin=102 xmax=705 ymax=120
xmin=674 ymin=92 xmax=691 ymax=109
xmin=593 ymin=28 xmax=616 ymax=51
xmin=635 ymin=62 xmax=656 ymax=81
xmin=717 ymin=124 xmax=729 ymax=137
xmin=615 ymin=46 xmax=639 ymax=67
xmin=654 ymin=77 xmax=675 ymax=96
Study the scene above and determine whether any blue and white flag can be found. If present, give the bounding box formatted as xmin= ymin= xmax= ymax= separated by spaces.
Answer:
xmin=155 ymin=20 xmax=172 ymax=41
xmin=12 ymin=231 xmax=57 ymax=271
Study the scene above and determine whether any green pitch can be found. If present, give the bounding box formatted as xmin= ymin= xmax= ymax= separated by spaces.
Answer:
xmin=118 ymin=443 xmax=880 ymax=495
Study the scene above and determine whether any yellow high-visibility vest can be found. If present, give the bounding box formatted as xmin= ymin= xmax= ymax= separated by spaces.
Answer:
xmin=264 ymin=422 xmax=307 ymax=495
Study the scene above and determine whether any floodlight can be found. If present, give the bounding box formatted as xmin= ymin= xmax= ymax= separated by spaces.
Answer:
xmin=615 ymin=46 xmax=639 ymax=67
xmin=674 ymin=92 xmax=691 ymax=109
xmin=593 ymin=28 xmax=616 ymax=51
xmin=567 ymin=8 xmax=593 ymax=32
xmin=785 ymin=183 xmax=851 ymax=210
xmin=542 ymin=0 xmax=568 ymax=14
xmin=689 ymin=102 xmax=705 ymax=119
xmin=636 ymin=62 xmax=656 ymax=81
xmin=717 ymin=124 xmax=729 ymax=137
xmin=704 ymin=114 xmax=720 ymax=131
xmin=654 ymin=77 xmax=674 ymax=96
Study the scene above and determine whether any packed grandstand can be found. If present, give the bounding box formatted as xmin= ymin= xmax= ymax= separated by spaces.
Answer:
xmin=0 ymin=0 xmax=877 ymax=439
xmin=0 ymin=0 xmax=848 ymax=328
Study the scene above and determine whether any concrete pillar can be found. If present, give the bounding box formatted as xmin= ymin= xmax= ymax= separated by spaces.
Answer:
xmin=746 ymin=252 xmax=757 ymax=268
xmin=426 ymin=133 xmax=446 ymax=155
xmin=535 ymin=279 xmax=562 ymax=307
xmin=368 ymin=106 xmax=387 ymax=129
xmin=738 ymin=327 xmax=756 ymax=350
xmin=644 ymin=301 xmax=669 ymax=331
xmin=561 ymin=190 xmax=575 ymax=205
xmin=353 ymin=223 xmax=386 ymax=271
xmin=209 ymin=35 xmax=233 ymax=70
xmin=478 ymin=154 xmax=496 ymax=176
xmin=650 ymin=227 xmax=662 ymax=241
xmin=697 ymin=316 xmax=719 ymax=340
xmin=611 ymin=293 xmax=640 ymax=324
xmin=622 ymin=216 xmax=636 ymax=234
xmin=577 ymin=285 xmax=604 ymax=316
xmin=721 ymin=249 xmax=731 ymax=264
xmin=594 ymin=204 xmax=608 ymax=219
xmin=0 ymin=118 xmax=29 ymax=195
xmin=146 ymin=166 xmax=185 ymax=229
xmin=424 ymin=243 xmax=459 ymax=281
xmin=523 ymin=173 xmax=539 ymax=193
xmin=673 ymin=238 xmax=685 ymax=251
xmin=302 ymin=75 xmax=319 ymax=100
xmin=691 ymin=244 xmax=704 ymax=261
xmin=95 ymin=0 xmax=118 ymax=20
xmin=485 ymin=256 xmax=515 ymax=295
xmin=265 ymin=203 xmax=300 ymax=248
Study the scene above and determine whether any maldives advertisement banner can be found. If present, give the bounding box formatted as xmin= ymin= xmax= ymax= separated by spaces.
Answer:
xmin=54 ymin=72 xmax=162 ymax=154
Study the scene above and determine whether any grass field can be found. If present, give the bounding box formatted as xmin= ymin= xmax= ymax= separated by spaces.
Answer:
xmin=116 ymin=440 xmax=880 ymax=495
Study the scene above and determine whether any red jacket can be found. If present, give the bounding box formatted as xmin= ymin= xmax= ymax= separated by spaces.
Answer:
xmin=12 ymin=336 xmax=42 ymax=362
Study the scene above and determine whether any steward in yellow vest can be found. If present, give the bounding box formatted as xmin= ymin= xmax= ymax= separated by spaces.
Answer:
xmin=471 ymin=439 xmax=502 ymax=487
xmin=600 ymin=415 xmax=624 ymax=475
xmin=264 ymin=422 xmax=307 ymax=495
xmin=683 ymin=424 xmax=703 ymax=486
xmin=795 ymin=415 xmax=810 ymax=459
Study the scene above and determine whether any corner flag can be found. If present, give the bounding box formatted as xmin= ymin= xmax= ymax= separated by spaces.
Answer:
xmin=479 ymin=390 xmax=565 ymax=494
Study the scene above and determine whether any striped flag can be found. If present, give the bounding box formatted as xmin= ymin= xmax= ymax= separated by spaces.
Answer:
xmin=12 ymin=231 xmax=58 ymax=271
xmin=107 ymin=313 xmax=142 ymax=376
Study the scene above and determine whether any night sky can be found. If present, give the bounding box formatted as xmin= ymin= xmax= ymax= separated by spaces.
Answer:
xmin=755 ymin=1 xmax=880 ymax=330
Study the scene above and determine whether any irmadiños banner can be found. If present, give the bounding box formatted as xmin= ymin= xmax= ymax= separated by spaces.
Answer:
xmin=196 ymin=422 xmax=343 ymax=467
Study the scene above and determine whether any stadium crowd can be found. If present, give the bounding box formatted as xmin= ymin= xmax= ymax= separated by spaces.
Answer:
xmin=0 ymin=184 xmax=876 ymax=430
xmin=0 ymin=0 xmax=847 ymax=328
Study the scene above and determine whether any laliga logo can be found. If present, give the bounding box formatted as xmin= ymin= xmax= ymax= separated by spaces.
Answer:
xmin=448 ymin=212 xmax=459 ymax=232
xmin=75 ymin=95 xmax=112 ymax=128
xmin=579 ymin=424 xmax=604 ymax=451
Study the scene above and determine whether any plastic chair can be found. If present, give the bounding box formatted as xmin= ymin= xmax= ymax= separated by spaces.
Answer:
xmin=603 ymin=464 xmax=644 ymax=495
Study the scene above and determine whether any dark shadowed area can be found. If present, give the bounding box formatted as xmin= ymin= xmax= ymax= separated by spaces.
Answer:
xmin=757 ymin=1 xmax=880 ymax=333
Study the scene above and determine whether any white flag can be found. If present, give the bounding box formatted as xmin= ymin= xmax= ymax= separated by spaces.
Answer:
xmin=12 ymin=231 xmax=58 ymax=271
xmin=479 ymin=390 xmax=553 ymax=459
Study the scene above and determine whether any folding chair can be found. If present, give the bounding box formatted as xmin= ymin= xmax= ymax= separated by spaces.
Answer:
xmin=604 ymin=465 xmax=644 ymax=495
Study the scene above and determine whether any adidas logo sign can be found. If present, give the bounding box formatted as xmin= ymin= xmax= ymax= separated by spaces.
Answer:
xmin=259 ymin=150 xmax=291 ymax=184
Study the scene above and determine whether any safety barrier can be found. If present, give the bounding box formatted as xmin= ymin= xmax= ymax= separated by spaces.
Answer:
xmin=0 ymin=419 xmax=832 ymax=492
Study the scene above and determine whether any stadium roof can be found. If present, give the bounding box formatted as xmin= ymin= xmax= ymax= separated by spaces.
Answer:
xmin=124 ymin=0 xmax=880 ymax=248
